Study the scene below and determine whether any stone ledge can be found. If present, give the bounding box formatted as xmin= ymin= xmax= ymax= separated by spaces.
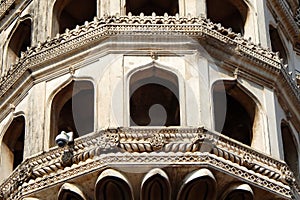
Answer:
xmin=0 ymin=127 xmax=298 ymax=199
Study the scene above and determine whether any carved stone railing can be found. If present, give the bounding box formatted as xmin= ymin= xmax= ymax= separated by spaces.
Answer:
xmin=0 ymin=14 xmax=298 ymax=118
xmin=0 ymin=127 xmax=298 ymax=199
xmin=268 ymin=0 xmax=300 ymax=41
xmin=0 ymin=0 xmax=14 ymax=19
xmin=296 ymin=7 xmax=300 ymax=27
xmin=0 ymin=14 xmax=286 ymax=97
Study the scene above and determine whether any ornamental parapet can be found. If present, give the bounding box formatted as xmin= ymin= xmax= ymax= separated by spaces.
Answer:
xmin=0 ymin=14 xmax=294 ymax=96
xmin=0 ymin=127 xmax=298 ymax=199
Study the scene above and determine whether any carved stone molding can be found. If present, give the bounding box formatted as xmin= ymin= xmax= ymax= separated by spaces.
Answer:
xmin=1 ymin=15 xmax=300 ymax=128
xmin=268 ymin=0 xmax=300 ymax=42
xmin=0 ymin=0 xmax=14 ymax=19
xmin=0 ymin=14 xmax=283 ymax=95
xmin=0 ymin=127 xmax=298 ymax=199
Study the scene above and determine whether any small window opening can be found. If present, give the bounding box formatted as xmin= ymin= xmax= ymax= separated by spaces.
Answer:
xmin=213 ymin=81 xmax=256 ymax=146
xmin=130 ymin=67 xmax=180 ymax=126
xmin=50 ymin=81 xmax=94 ymax=146
xmin=53 ymin=0 xmax=96 ymax=34
xmin=7 ymin=19 xmax=31 ymax=67
xmin=281 ymin=122 xmax=299 ymax=178
xmin=269 ymin=26 xmax=288 ymax=64
xmin=207 ymin=0 xmax=248 ymax=34
xmin=126 ymin=0 xmax=179 ymax=16
xmin=1 ymin=116 xmax=25 ymax=176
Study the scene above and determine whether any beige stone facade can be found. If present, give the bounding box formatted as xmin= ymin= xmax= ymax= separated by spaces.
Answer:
xmin=0 ymin=0 xmax=300 ymax=199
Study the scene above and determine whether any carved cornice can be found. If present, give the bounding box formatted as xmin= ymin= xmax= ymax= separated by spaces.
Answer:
xmin=0 ymin=14 xmax=298 ymax=129
xmin=0 ymin=14 xmax=292 ymax=98
xmin=267 ymin=0 xmax=300 ymax=42
xmin=0 ymin=0 xmax=14 ymax=19
xmin=0 ymin=127 xmax=298 ymax=199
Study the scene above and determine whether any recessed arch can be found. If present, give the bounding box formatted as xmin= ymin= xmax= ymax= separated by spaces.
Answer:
xmin=58 ymin=183 xmax=86 ymax=200
xmin=269 ymin=25 xmax=288 ymax=65
xmin=221 ymin=183 xmax=254 ymax=200
xmin=0 ymin=115 xmax=25 ymax=180
xmin=177 ymin=168 xmax=217 ymax=200
xmin=212 ymin=80 xmax=259 ymax=146
xmin=50 ymin=80 xmax=94 ymax=147
xmin=52 ymin=0 xmax=96 ymax=35
xmin=126 ymin=0 xmax=179 ymax=16
xmin=281 ymin=120 xmax=299 ymax=178
xmin=5 ymin=17 xmax=32 ymax=70
xmin=206 ymin=0 xmax=249 ymax=34
xmin=141 ymin=168 xmax=171 ymax=200
xmin=129 ymin=66 xmax=180 ymax=126
xmin=95 ymin=169 xmax=133 ymax=200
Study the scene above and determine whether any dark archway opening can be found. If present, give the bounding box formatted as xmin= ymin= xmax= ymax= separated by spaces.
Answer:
xmin=269 ymin=26 xmax=288 ymax=64
xmin=213 ymin=81 xmax=256 ymax=146
xmin=50 ymin=81 xmax=94 ymax=146
xmin=126 ymin=0 xmax=179 ymax=16
xmin=96 ymin=177 xmax=133 ymax=200
xmin=130 ymin=67 xmax=180 ymax=126
xmin=2 ymin=116 xmax=25 ymax=171
xmin=7 ymin=19 xmax=31 ymax=67
xmin=53 ymin=0 xmax=96 ymax=34
xmin=207 ymin=0 xmax=248 ymax=34
xmin=281 ymin=122 xmax=299 ymax=178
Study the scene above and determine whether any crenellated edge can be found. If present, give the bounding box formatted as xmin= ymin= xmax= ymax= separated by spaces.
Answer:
xmin=0 ymin=127 xmax=298 ymax=199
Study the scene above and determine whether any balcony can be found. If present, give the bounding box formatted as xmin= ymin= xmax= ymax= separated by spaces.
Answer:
xmin=0 ymin=127 xmax=298 ymax=199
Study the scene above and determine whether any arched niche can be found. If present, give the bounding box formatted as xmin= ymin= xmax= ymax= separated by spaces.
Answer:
xmin=126 ymin=0 xmax=179 ymax=16
xmin=52 ymin=0 xmax=96 ymax=35
xmin=1 ymin=116 xmax=25 ymax=179
xmin=177 ymin=168 xmax=217 ymax=200
xmin=129 ymin=66 xmax=180 ymax=126
xmin=141 ymin=168 xmax=171 ymax=200
xmin=50 ymin=80 xmax=94 ymax=146
xmin=212 ymin=80 xmax=258 ymax=146
xmin=6 ymin=18 xmax=32 ymax=69
xmin=95 ymin=169 xmax=133 ymax=200
xmin=269 ymin=25 xmax=288 ymax=65
xmin=58 ymin=183 xmax=86 ymax=200
xmin=206 ymin=0 xmax=248 ymax=34
xmin=281 ymin=121 xmax=299 ymax=178
xmin=221 ymin=183 xmax=254 ymax=200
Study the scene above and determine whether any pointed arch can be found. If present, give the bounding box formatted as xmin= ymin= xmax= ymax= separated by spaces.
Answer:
xmin=129 ymin=66 xmax=180 ymax=126
xmin=269 ymin=25 xmax=288 ymax=65
xmin=58 ymin=183 xmax=86 ymax=200
xmin=52 ymin=0 xmax=96 ymax=35
xmin=141 ymin=168 xmax=171 ymax=200
xmin=212 ymin=80 xmax=259 ymax=146
xmin=206 ymin=0 xmax=249 ymax=34
xmin=95 ymin=169 xmax=133 ymax=200
xmin=281 ymin=120 xmax=299 ymax=178
xmin=0 ymin=115 xmax=25 ymax=180
xmin=5 ymin=17 xmax=32 ymax=70
xmin=177 ymin=168 xmax=217 ymax=200
xmin=221 ymin=183 xmax=254 ymax=200
xmin=126 ymin=0 xmax=179 ymax=16
xmin=50 ymin=80 xmax=94 ymax=146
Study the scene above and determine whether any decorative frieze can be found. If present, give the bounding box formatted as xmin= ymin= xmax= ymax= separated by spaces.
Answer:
xmin=1 ymin=14 xmax=299 ymax=103
xmin=0 ymin=127 xmax=298 ymax=199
